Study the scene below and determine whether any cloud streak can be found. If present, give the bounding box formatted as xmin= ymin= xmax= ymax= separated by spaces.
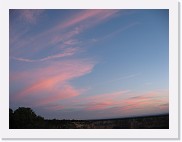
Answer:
xmin=14 ymin=59 xmax=96 ymax=107
xmin=69 ymin=90 xmax=130 ymax=111
xmin=37 ymin=84 xmax=81 ymax=106
xmin=67 ymin=90 xmax=169 ymax=115
xmin=11 ymin=47 xmax=81 ymax=62
xmin=49 ymin=10 xmax=120 ymax=34
xmin=10 ymin=10 xmax=121 ymax=60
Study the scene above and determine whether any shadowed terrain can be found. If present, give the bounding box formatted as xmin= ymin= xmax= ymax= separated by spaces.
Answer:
xmin=9 ymin=107 xmax=169 ymax=129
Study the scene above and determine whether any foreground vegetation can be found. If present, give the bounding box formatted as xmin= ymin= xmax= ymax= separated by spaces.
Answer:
xmin=10 ymin=107 xmax=169 ymax=129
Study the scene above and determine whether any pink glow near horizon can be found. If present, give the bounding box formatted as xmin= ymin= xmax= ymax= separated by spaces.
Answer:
xmin=54 ymin=90 xmax=168 ymax=113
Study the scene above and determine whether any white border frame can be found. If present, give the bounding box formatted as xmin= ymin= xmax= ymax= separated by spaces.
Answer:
xmin=0 ymin=0 xmax=179 ymax=139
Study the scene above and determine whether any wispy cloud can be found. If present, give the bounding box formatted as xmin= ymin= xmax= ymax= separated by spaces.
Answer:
xmin=85 ymin=90 xmax=130 ymax=102
xmin=11 ymin=47 xmax=81 ymax=62
xmin=106 ymin=74 xmax=138 ymax=83
xmin=121 ymin=90 xmax=169 ymax=112
xmin=37 ymin=84 xmax=81 ymax=106
xmin=14 ymin=59 xmax=96 ymax=107
xmin=10 ymin=10 xmax=121 ymax=60
xmin=91 ymin=73 xmax=138 ymax=87
xmin=19 ymin=9 xmax=45 ymax=24
xmin=65 ymin=90 xmax=168 ymax=114
xmin=49 ymin=10 xmax=120 ymax=33
xmin=36 ymin=89 xmax=168 ymax=114
xmin=9 ymin=10 xmax=169 ymax=119
xmin=93 ymin=22 xmax=140 ymax=43
xmin=71 ymin=90 xmax=130 ymax=111
xmin=11 ymin=57 xmax=34 ymax=63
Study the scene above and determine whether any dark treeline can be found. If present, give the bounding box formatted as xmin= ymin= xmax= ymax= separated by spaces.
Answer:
xmin=10 ymin=107 xmax=44 ymax=129
xmin=10 ymin=107 xmax=169 ymax=129
xmin=9 ymin=107 xmax=77 ymax=129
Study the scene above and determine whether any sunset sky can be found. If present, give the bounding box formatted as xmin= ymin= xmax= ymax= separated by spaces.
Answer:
xmin=9 ymin=9 xmax=169 ymax=120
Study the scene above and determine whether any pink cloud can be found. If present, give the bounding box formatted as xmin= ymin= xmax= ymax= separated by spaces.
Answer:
xmin=38 ymin=84 xmax=80 ymax=106
xmin=121 ymin=91 xmax=169 ymax=112
xmin=85 ymin=101 xmax=114 ymax=111
xmin=18 ymin=75 xmax=63 ymax=97
xmin=80 ymin=90 xmax=130 ymax=111
xmin=86 ymin=90 xmax=130 ymax=102
xmin=15 ymin=59 xmax=96 ymax=106
xmin=50 ymin=10 xmax=120 ymax=33
xmin=158 ymin=103 xmax=169 ymax=111
xmin=20 ymin=9 xmax=45 ymax=24
xmin=10 ymin=10 xmax=120 ymax=58
xmin=11 ymin=59 xmax=95 ymax=82
xmin=70 ymin=90 xmax=168 ymax=113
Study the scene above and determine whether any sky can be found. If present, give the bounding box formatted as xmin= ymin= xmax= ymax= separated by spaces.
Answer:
xmin=9 ymin=9 xmax=169 ymax=120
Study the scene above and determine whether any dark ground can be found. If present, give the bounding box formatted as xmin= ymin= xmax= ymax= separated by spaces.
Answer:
xmin=44 ymin=114 xmax=169 ymax=129
xmin=10 ymin=107 xmax=169 ymax=129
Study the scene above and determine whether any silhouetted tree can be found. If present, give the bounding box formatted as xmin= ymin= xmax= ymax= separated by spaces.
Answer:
xmin=9 ymin=107 xmax=47 ymax=129
xmin=34 ymin=115 xmax=45 ymax=128
xmin=13 ymin=107 xmax=38 ymax=128
xmin=9 ymin=108 xmax=14 ymax=128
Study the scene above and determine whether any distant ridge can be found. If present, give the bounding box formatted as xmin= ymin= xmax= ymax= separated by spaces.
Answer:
xmin=86 ymin=113 xmax=169 ymax=121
